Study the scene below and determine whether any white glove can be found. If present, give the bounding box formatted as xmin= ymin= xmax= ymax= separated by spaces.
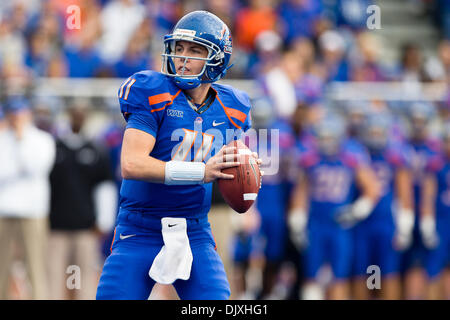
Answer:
xmin=288 ymin=209 xmax=308 ymax=250
xmin=420 ymin=215 xmax=439 ymax=249
xmin=335 ymin=197 xmax=375 ymax=228
xmin=393 ymin=208 xmax=415 ymax=251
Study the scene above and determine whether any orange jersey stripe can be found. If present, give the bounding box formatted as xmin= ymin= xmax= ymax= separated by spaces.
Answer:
xmin=150 ymin=89 xmax=182 ymax=113
xmin=110 ymin=227 xmax=116 ymax=253
xmin=223 ymin=106 xmax=247 ymax=123
xmin=216 ymin=95 xmax=241 ymax=129
xmin=148 ymin=92 xmax=172 ymax=106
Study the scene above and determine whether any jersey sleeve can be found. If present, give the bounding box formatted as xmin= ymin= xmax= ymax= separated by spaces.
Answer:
xmin=118 ymin=71 xmax=170 ymax=138
xmin=217 ymin=85 xmax=252 ymax=132
xmin=126 ymin=112 xmax=158 ymax=137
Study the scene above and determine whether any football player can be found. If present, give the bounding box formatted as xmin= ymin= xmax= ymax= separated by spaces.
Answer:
xmin=288 ymin=111 xmax=380 ymax=300
xmin=402 ymin=102 xmax=441 ymax=299
xmin=230 ymin=96 xmax=295 ymax=299
xmin=353 ymin=113 xmax=414 ymax=299
xmin=96 ymin=11 xmax=260 ymax=300
xmin=422 ymin=123 xmax=450 ymax=299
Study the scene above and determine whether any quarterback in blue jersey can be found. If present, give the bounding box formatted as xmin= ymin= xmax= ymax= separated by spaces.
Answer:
xmin=422 ymin=123 xmax=450 ymax=299
xmin=288 ymin=112 xmax=380 ymax=300
xmin=96 ymin=11 xmax=260 ymax=300
xmin=353 ymin=113 xmax=415 ymax=300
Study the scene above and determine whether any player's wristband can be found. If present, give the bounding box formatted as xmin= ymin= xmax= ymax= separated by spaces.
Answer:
xmin=164 ymin=161 xmax=205 ymax=185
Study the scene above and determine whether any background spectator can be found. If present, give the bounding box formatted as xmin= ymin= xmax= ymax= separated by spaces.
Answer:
xmin=0 ymin=96 xmax=55 ymax=299
xmin=48 ymin=99 xmax=116 ymax=300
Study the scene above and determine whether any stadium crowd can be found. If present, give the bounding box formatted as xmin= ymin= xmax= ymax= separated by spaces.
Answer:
xmin=0 ymin=0 xmax=449 ymax=300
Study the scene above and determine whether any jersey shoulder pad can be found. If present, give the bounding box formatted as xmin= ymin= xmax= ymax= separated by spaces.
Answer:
xmin=385 ymin=143 xmax=409 ymax=167
xmin=298 ymin=145 xmax=319 ymax=168
xmin=118 ymin=70 xmax=173 ymax=114
xmin=342 ymin=140 xmax=370 ymax=167
xmin=213 ymin=83 xmax=251 ymax=129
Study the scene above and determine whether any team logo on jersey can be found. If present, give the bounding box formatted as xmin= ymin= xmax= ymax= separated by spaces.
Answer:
xmin=195 ymin=117 xmax=203 ymax=123
xmin=212 ymin=120 xmax=225 ymax=127
xmin=167 ymin=109 xmax=184 ymax=118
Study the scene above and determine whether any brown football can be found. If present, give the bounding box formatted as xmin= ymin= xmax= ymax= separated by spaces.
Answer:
xmin=217 ymin=140 xmax=261 ymax=213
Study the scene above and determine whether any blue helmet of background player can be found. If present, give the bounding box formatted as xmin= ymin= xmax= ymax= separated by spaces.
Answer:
xmin=313 ymin=111 xmax=346 ymax=156
xmin=161 ymin=11 xmax=233 ymax=90
xmin=343 ymin=100 xmax=369 ymax=138
xmin=250 ymin=96 xmax=274 ymax=130
xmin=364 ymin=112 xmax=392 ymax=152
xmin=407 ymin=101 xmax=435 ymax=139
xmin=409 ymin=101 xmax=434 ymax=122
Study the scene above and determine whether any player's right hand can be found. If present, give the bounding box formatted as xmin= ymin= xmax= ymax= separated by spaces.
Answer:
xmin=204 ymin=145 xmax=240 ymax=183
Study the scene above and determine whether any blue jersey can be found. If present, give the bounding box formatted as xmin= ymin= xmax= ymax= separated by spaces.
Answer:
xmin=364 ymin=144 xmax=410 ymax=224
xmin=118 ymin=70 xmax=251 ymax=219
xmin=300 ymin=141 xmax=364 ymax=225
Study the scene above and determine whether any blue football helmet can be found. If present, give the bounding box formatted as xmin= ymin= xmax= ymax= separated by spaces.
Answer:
xmin=161 ymin=11 xmax=233 ymax=90
xmin=408 ymin=101 xmax=435 ymax=138
xmin=250 ymin=96 xmax=275 ymax=129
xmin=364 ymin=112 xmax=392 ymax=151
xmin=314 ymin=111 xmax=346 ymax=156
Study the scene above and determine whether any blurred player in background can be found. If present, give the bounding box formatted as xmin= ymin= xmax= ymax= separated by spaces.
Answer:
xmin=402 ymin=101 xmax=441 ymax=299
xmin=96 ymin=11 xmax=260 ymax=300
xmin=352 ymin=112 xmax=414 ymax=299
xmin=230 ymin=96 xmax=295 ymax=299
xmin=422 ymin=122 xmax=450 ymax=299
xmin=288 ymin=111 xmax=380 ymax=300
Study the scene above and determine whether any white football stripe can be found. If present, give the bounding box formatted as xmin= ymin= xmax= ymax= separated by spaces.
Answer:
xmin=243 ymin=193 xmax=257 ymax=201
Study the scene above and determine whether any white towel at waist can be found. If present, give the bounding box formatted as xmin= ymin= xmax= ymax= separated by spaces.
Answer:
xmin=149 ymin=217 xmax=193 ymax=284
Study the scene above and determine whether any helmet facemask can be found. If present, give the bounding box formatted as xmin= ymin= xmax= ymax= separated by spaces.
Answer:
xmin=161 ymin=33 xmax=225 ymax=89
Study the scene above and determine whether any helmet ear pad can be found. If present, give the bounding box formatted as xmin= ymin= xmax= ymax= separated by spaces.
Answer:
xmin=205 ymin=51 xmax=226 ymax=81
